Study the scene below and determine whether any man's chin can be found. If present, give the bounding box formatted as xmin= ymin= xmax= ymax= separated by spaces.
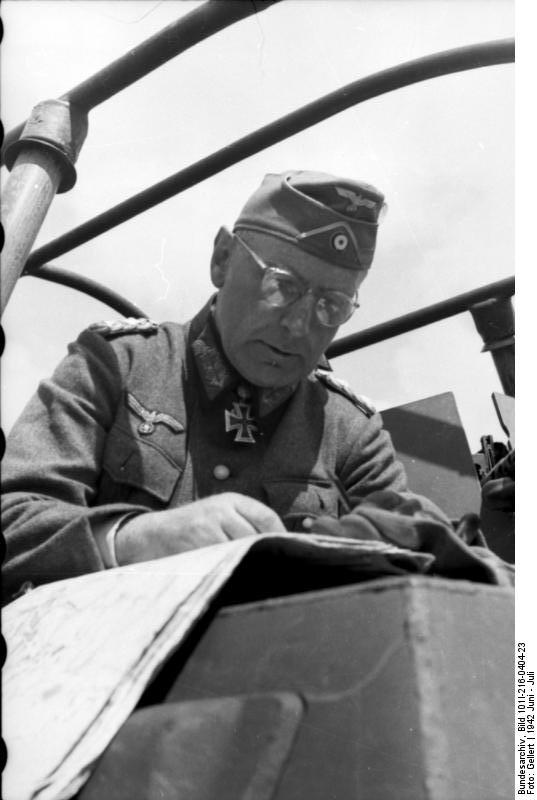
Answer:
xmin=239 ymin=360 xmax=304 ymax=389
xmin=228 ymin=343 xmax=312 ymax=388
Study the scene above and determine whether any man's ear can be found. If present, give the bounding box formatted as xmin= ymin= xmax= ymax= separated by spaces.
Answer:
xmin=210 ymin=226 xmax=234 ymax=288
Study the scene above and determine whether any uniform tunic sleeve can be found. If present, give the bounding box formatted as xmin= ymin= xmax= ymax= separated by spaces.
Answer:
xmin=338 ymin=410 xmax=451 ymax=523
xmin=338 ymin=412 xmax=406 ymax=499
xmin=1 ymin=331 xmax=149 ymax=600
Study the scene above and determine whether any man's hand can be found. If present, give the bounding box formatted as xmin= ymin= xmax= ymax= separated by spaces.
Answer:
xmin=115 ymin=493 xmax=286 ymax=565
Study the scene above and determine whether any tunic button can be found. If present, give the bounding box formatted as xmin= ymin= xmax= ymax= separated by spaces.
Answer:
xmin=213 ymin=464 xmax=231 ymax=481
xmin=302 ymin=517 xmax=314 ymax=530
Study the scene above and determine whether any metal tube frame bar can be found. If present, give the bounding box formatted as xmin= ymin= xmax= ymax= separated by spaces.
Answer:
xmin=24 ymin=38 xmax=514 ymax=274
xmin=1 ymin=149 xmax=66 ymax=315
xmin=30 ymin=264 xmax=147 ymax=319
xmin=1 ymin=0 xmax=279 ymax=317
xmin=7 ymin=24 xmax=514 ymax=367
xmin=1 ymin=100 xmax=90 ymax=316
xmin=31 ymin=264 xmax=513 ymax=358
xmin=1 ymin=1 xmax=281 ymax=163
xmin=326 ymin=277 xmax=515 ymax=358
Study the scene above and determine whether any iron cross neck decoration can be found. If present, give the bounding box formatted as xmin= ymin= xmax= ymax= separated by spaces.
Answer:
xmin=225 ymin=385 xmax=258 ymax=444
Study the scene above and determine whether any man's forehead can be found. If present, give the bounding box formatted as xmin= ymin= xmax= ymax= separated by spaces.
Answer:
xmin=240 ymin=230 xmax=364 ymax=293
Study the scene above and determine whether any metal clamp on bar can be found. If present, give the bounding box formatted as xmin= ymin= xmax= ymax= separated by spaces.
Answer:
xmin=3 ymin=99 xmax=88 ymax=193
xmin=469 ymin=297 xmax=515 ymax=396
xmin=1 ymin=1 xmax=281 ymax=165
xmin=327 ymin=277 xmax=514 ymax=359
xmin=1 ymin=100 xmax=88 ymax=315
xmin=470 ymin=297 xmax=515 ymax=350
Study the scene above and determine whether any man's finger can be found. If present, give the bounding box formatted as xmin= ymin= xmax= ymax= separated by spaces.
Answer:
xmin=232 ymin=494 xmax=286 ymax=533
xmin=221 ymin=510 xmax=260 ymax=540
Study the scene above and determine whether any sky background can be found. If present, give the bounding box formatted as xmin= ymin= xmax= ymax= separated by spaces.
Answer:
xmin=1 ymin=0 xmax=515 ymax=453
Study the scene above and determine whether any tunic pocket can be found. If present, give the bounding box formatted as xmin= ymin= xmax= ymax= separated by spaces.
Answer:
xmin=99 ymin=426 xmax=182 ymax=506
xmin=263 ymin=477 xmax=340 ymax=530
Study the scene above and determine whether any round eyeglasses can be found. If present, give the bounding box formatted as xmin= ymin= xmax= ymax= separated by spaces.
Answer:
xmin=234 ymin=234 xmax=359 ymax=328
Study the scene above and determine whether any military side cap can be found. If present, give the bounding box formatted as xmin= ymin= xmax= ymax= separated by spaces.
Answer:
xmin=233 ymin=170 xmax=387 ymax=271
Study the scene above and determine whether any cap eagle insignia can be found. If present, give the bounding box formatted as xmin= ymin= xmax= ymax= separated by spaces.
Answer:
xmin=335 ymin=186 xmax=377 ymax=212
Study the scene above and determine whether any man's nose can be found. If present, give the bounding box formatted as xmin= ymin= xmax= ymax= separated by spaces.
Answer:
xmin=280 ymin=292 xmax=315 ymax=337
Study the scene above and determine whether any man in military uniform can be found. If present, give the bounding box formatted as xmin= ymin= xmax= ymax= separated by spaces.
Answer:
xmin=2 ymin=170 xmax=511 ymax=599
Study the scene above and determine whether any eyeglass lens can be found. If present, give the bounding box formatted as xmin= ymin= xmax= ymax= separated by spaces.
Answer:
xmin=261 ymin=270 xmax=355 ymax=327
xmin=235 ymin=234 xmax=357 ymax=327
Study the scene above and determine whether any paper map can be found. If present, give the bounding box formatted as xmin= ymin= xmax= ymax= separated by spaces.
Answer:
xmin=3 ymin=533 xmax=430 ymax=800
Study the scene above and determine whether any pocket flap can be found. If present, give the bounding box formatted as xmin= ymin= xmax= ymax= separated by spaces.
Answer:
xmin=103 ymin=426 xmax=181 ymax=504
xmin=263 ymin=478 xmax=339 ymax=519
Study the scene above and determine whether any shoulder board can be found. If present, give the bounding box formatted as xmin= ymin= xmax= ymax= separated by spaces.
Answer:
xmin=88 ymin=317 xmax=159 ymax=338
xmin=315 ymin=369 xmax=376 ymax=417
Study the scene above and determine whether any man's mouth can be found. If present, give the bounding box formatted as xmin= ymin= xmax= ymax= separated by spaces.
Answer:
xmin=264 ymin=343 xmax=299 ymax=359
